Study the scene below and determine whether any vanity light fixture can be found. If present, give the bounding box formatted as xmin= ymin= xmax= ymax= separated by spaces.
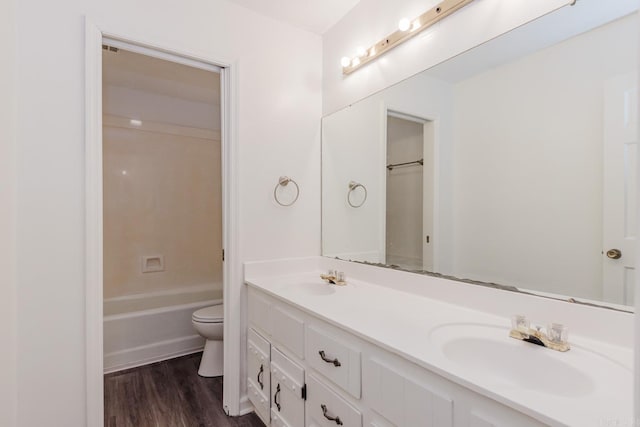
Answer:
xmin=398 ymin=18 xmax=411 ymax=32
xmin=341 ymin=0 xmax=476 ymax=75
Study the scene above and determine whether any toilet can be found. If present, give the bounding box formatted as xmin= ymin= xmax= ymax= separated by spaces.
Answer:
xmin=191 ymin=304 xmax=224 ymax=377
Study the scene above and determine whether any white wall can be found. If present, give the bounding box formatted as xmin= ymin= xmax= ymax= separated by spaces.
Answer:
xmin=0 ymin=0 xmax=17 ymax=425
xmin=452 ymin=14 xmax=638 ymax=300
xmin=12 ymin=1 xmax=321 ymax=426
xmin=322 ymin=0 xmax=571 ymax=114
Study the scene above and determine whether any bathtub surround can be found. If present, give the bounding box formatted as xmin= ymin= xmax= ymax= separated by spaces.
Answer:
xmin=102 ymin=51 xmax=223 ymax=299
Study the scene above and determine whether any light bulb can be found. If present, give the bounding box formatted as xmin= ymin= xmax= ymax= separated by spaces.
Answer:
xmin=341 ymin=57 xmax=351 ymax=67
xmin=352 ymin=57 xmax=361 ymax=67
xmin=398 ymin=18 xmax=410 ymax=31
xmin=356 ymin=46 xmax=367 ymax=57
xmin=369 ymin=47 xmax=376 ymax=57
xmin=129 ymin=119 xmax=142 ymax=126
xmin=411 ymin=20 xmax=421 ymax=31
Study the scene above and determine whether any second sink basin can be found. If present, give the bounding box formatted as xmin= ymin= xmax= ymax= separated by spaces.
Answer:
xmin=429 ymin=323 xmax=603 ymax=398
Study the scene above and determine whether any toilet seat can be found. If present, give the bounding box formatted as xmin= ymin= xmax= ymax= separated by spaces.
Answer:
xmin=192 ymin=304 xmax=224 ymax=323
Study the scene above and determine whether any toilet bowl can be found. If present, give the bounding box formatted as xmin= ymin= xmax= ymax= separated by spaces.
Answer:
xmin=192 ymin=304 xmax=224 ymax=377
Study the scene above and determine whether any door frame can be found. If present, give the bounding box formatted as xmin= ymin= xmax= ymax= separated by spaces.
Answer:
xmin=380 ymin=104 xmax=440 ymax=270
xmin=85 ymin=19 xmax=241 ymax=427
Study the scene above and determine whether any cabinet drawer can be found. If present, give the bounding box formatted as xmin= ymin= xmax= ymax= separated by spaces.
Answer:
xmin=248 ymin=290 xmax=272 ymax=335
xmin=306 ymin=325 xmax=361 ymax=398
xmin=306 ymin=374 xmax=362 ymax=427
xmin=271 ymin=304 xmax=305 ymax=359
xmin=271 ymin=347 xmax=305 ymax=427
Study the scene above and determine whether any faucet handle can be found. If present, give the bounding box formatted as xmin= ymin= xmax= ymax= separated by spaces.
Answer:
xmin=547 ymin=323 xmax=569 ymax=344
xmin=511 ymin=315 xmax=530 ymax=333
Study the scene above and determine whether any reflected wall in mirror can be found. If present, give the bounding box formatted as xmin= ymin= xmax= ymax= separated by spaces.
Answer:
xmin=322 ymin=0 xmax=639 ymax=308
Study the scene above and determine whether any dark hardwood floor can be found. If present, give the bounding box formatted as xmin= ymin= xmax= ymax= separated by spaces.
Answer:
xmin=104 ymin=353 xmax=265 ymax=427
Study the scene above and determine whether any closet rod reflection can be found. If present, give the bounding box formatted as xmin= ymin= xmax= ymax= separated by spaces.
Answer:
xmin=386 ymin=158 xmax=424 ymax=171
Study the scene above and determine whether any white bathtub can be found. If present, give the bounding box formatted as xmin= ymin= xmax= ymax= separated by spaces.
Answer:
xmin=103 ymin=285 xmax=222 ymax=373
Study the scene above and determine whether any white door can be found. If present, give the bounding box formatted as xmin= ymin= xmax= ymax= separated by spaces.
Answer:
xmin=603 ymin=73 xmax=638 ymax=305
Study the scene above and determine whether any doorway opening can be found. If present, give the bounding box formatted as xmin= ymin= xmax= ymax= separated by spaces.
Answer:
xmin=385 ymin=112 xmax=435 ymax=271
xmin=102 ymin=42 xmax=223 ymax=364
xmin=86 ymin=26 xmax=242 ymax=426
xmin=101 ymin=41 xmax=230 ymax=422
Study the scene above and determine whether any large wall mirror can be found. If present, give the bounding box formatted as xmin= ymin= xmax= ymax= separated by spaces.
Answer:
xmin=322 ymin=0 xmax=639 ymax=310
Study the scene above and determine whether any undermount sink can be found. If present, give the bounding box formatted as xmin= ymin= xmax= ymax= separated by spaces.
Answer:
xmin=281 ymin=281 xmax=336 ymax=295
xmin=429 ymin=323 xmax=607 ymax=398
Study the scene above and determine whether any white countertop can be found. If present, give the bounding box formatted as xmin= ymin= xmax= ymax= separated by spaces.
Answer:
xmin=245 ymin=271 xmax=634 ymax=427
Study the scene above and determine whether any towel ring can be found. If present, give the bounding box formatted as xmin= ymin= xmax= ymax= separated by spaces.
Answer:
xmin=347 ymin=181 xmax=367 ymax=208
xmin=274 ymin=176 xmax=300 ymax=207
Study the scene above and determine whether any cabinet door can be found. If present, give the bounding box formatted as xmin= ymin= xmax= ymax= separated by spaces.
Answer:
xmin=248 ymin=328 xmax=271 ymax=425
xmin=271 ymin=347 xmax=305 ymax=427
xmin=367 ymin=358 xmax=453 ymax=427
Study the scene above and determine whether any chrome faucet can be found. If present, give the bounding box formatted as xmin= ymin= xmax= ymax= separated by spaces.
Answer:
xmin=509 ymin=315 xmax=570 ymax=352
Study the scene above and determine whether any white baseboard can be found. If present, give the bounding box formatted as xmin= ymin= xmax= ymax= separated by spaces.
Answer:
xmin=104 ymin=334 xmax=204 ymax=374
xmin=238 ymin=395 xmax=255 ymax=416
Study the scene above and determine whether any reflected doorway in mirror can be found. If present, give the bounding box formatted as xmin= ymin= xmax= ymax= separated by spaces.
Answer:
xmin=385 ymin=111 xmax=435 ymax=271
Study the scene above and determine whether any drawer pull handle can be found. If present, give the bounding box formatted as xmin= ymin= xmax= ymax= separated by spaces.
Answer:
xmin=319 ymin=350 xmax=341 ymax=367
xmin=257 ymin=364 xmax=264 ymax=390
xmin=274 ymin=383 xmax=282 ymax=412
xmin=321 ymin=404 xmax=343 ymax=425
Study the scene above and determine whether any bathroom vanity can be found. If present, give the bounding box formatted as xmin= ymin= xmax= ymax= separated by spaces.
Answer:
xmin=244 ymin=258 xmax=633 ymax=427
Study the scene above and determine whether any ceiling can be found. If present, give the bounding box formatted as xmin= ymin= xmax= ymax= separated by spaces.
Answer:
xmin=225 ymin=0 xmax=360 ymax=34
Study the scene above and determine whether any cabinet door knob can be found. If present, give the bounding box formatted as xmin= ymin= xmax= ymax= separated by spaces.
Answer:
xmin=321 ymin=404 xmax=343 ymax=425
xmin=319 ymin=350 xmax=341 ymax=367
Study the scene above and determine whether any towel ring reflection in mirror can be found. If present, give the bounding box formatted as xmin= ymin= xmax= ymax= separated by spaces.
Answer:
xmin=274 ymin=176 xmax=300 ymax=207
xmin=347 ymin=181 xmax=367 ymax=208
